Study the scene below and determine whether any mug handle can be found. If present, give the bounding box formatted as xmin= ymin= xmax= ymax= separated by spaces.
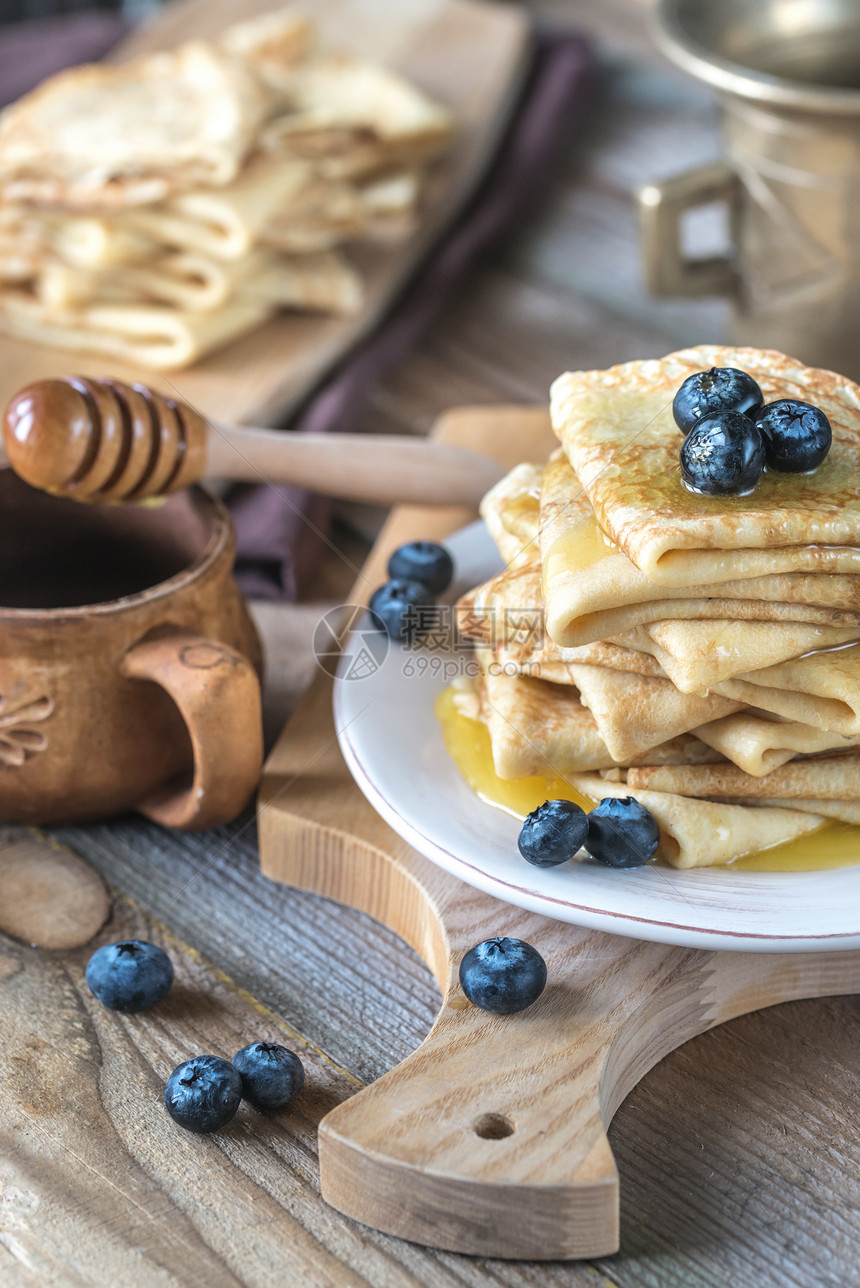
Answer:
xmin=120 ymin=632 xmax=263 ymax=831
xmin=637 ymin=161 xmax=740 ymax=297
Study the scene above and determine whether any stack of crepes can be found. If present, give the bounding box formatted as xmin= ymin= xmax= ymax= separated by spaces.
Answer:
xmin=454 ymin=345 xmax=860 ymax=868
xmin=0 ymin=9 xmax=452 ymax=369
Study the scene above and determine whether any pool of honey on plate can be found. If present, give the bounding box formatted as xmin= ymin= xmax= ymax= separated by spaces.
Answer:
xmin=435 ymin=685 xmax=860 ymax=872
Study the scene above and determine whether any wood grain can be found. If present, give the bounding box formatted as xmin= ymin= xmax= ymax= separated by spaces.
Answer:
xmin=0 ymin=0 xmax=531 ymax=429
xmin=258 ymin=406 xmax=860 ymax=1259
xmin=0 ymin=838 xmax=109 ymax=949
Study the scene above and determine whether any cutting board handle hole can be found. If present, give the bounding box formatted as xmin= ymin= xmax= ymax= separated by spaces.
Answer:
xmin=472 ymin=1113 xmax=515 ymax=1140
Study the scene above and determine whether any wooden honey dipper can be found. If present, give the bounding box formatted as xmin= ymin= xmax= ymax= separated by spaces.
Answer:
xmin=1 ymin=376 xmax=505 ymax=507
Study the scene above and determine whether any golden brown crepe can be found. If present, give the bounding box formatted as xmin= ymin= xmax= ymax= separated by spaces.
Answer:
xmin=629 ymin=619 xmax=860 ymax=693
xmin=537 ymin=450 xmax=860 ymax=646
xmin=0 ymin=42 xmax=270 ymax=208
xmin=550 ymin=346 xmax=860 ymax=588
xmin=712 ymin=642 xmax=860 ymax=734
xmin=561 ymin=661 xmax=740 ymax=761
xmin=463 ymin=648 xmax=723 ymax=780
xmin=627 ymin=753 xmax=860 ymax=799
xmin=694 ymin=711 xmax=860 ymax=777
xmin=570 ymin=775 xmax=824 ymax=869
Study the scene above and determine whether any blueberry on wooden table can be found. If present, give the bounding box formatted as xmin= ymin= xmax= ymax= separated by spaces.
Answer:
xmin=85 ymin=939 xmax=173 ymax=1012
xmin=232 ymin=1042 xmax=305 ymax=1110
xmin=459 ymin=937 xmax=547 ymax=1014
xmin=369 ymin=578 xmax=435 ymax=644
xmin=672 ymin=366 xmax=763 ymax=434
xmin=680 ymin=410 xmax=765 ymax=495
xmin=518 ymin=799 xmax=588 ymax=867
xmin=584 ymin=797 xmax=660 ymax=868
xmin=164 ymin=1055 xmax=243 ymax=1133
xmin=754 ymin=399 xmax=832 ymax=472
xmin=388 ymin=541 xmax=454 ymax=594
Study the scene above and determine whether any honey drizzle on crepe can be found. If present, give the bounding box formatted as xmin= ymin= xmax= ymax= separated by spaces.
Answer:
xmin=436 ymin=685 xmax=860 ymax=871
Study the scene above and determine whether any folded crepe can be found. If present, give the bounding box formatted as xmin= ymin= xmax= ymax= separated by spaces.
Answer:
xmin=725 ymin=798 xmax=860 ymax=825
xmin=627 ymin=752 xmax=860 ymax=800
xmin=462 ymin=648 xmax=722 ymax=780
xmin=694 ymin=711 xmax=860 ymax=776
xmin=569 ymin=775 xmax=824 ymax=869
xmin=479 ymin=462 xmax=543 ymax=567
xmin=0 ymin=42 xmax=270 ymax=208
xmin=0 ymin=288 xmax=272 ymax=370
xmin=628 ymin=619 xmax=860 ymax=693
xmin=561 ymin=661 xmax=740 ymax=761
xmin=537 ymin=451 xmax=860 ymax=647
xmin=712 ymin=642 xmax=860 ymax=734
xmin=549 ymin=345 xmax=860 ymax=589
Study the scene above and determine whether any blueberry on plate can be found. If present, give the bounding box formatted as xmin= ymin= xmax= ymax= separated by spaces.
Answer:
xmin=369 ymin=578 xmax=436 ymax=644
xmin=518 ymin=799 xmax=588 ymax=867
xmin=86 ymin=940 xmax=173 ymax=1013
xmin=459 ymin=937 xmax=547 ymax=1014
xmin=753 ymin=398 xmax=831 ymax=473
xmin=388 ymin=541 xmax=454 ymax=595
xmin=232 ymin=1042 xmax=305 ymax=1111
xmin=672 ymin=366 xmax=763 ymax=434
xmin=584 ymin=797 xmax=660 ymax=869
xmin=164 ymin=1055 xmax=243 ymax=1134
xmin=680 ymin=410 xmax=765 ymax=495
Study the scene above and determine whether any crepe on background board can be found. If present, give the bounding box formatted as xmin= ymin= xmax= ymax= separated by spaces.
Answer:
xmin=0 ymin=8 xmax=454 ymax=368
xmin=549 ymin=345 xmax=860 ymax=589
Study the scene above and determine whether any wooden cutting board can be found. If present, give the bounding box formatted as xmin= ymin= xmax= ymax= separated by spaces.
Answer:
xmin=258 ymin=405 xmax=860 ymax=1261
xmin=0 ymin=0 xmax=530 ymax=427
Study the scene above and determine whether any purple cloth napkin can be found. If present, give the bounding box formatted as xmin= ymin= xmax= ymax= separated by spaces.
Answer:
xmin=231 ymin=28 xmax=594 ymax=599
xmin=0 ymin=13 xmax=128 ymax=109
xmin=0 ymin=15 xmax=592 ymax=600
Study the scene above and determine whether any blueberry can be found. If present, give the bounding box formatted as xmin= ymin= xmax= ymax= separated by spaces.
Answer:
xmin=584 ymin=797 xmax=660 ymax=868
xmin=369 ymin=578 xmax=435 ymax=644
xmin=753 ymin=399 xmax=831 ymax=473
xmin=673 ymin=367 xmax=763 ymax=435
xmin=232 ymin=1042 xmax=305 ymax=1111
xmin=459 ymin=937 xmax=547 ymax=1014
xmin=388 ymin=541 xmax=454 ymax=595
xmin=164 ymin=1055 xmax=242 ymax=1134
xmin=518 ymin=799 xmax=588 ymax=867
xmin=85 ymin=940 xmax=173 ymax=1012
xmin=680 ymin=410 xmax=765 ymax=495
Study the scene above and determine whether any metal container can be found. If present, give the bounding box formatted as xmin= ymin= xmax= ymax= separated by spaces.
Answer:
xmin=640 ymin=0 xmax=860 ymax=377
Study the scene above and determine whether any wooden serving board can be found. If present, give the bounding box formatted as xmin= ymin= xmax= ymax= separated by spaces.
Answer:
xmin=0 ymin=0 xmax=530 ymax=427
xmin=258 ymin=405 xmax=860 ymax=1261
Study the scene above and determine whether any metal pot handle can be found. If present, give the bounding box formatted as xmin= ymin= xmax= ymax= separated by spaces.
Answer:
xmin=637 ymin=161 xmax=740 ymax=297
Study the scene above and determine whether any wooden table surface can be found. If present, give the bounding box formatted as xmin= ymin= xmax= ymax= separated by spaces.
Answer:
xmin=4 ymin=2 xmax=860 ymax=1285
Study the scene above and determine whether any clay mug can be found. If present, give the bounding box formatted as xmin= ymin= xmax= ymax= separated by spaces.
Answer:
xmin=640 ymin=0 xmax=860 ymax=380
xmin=0 ymin=470 xmax=263 ymax=828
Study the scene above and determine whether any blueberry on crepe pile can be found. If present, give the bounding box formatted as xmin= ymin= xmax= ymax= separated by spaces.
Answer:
xmin=518 ymin=797 xmax=658 ymax=870
xmin=370 ymin=541 xmax=453 ymax=643
xmin=674 ymin=365 xmax=831 ymax=494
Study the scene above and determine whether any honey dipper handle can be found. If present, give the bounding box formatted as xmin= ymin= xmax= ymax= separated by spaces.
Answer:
xmin=205 ymin=424 xmax=506 ymax=508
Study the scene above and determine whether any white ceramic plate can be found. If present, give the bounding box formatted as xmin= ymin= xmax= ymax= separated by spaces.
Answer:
xmin=335 ymin=521 xmax=860 ymax=952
